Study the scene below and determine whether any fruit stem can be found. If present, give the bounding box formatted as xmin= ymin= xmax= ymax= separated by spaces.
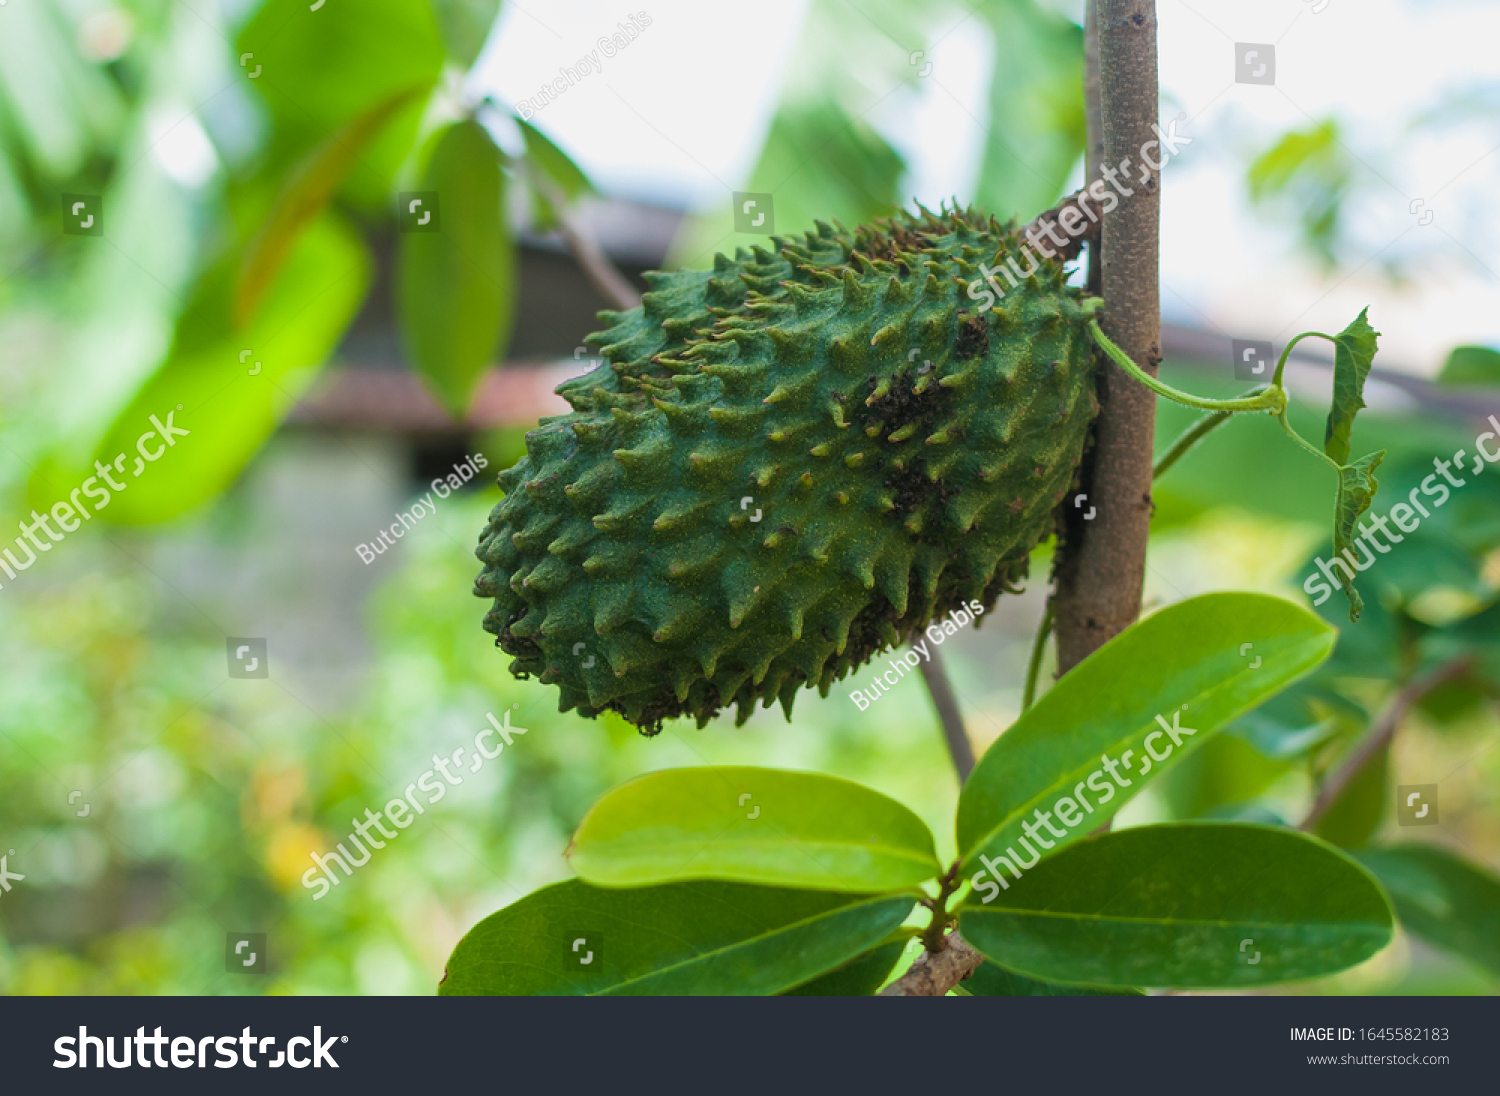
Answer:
xmin=1088 ymin=321 xmax=1286 ymax=414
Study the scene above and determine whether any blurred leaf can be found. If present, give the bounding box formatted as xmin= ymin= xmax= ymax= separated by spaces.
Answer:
xmin=0 ymin=0 xmax=124 ymax=178
xmin=962 ymin=961 xmax=1143 ymax=996
xmin=957 ymin=593 xmax=1336 ymax=875
xmin=75 ymin=214 xmax=370 ymax=524
xmin=439 ymin=879 xmax=915 ymax=995
xmin=518 ymin=119 xmax=594 ymax=202
xmin=1229 ymin=681 xmax=1348 ymax=760
xmin=960 ymin=824 xmax=1394 ymax=988
xmin=396 ymin=119 xmax=515 ymax=417
xmin=236 ymin=84 xmax=428 ymax=324
xmin=1157 ymin=732 xmax=1293 ymax=820
xmin=1414 ymin=673 xmax=1490 ymax=725
xmin=1332 ymin=451 xmax=1386 ymax=621
xmin=518 ymin=118 xmax=596 ymax=231
xmin=1425 ymin=600 xmax=1500 ymax=686
xmin=782 ymin=940 xmax=907 ymax=995
xmin=238 ymin=0 xmax=445 ymax=206
xmin=431 ymin=0 xmax=502 ymax=67
xmin=741 ymin=102 xmax=903 ymax=234
xmin=666 ymin=0 xmax=911 ymax=269
xmin=1313 ymin=739 xmax=1389 ymax=849
xmin=1436 ymin=345 xmax=1500 ymax=386
xmin=1323 ymin=308 xmax=1380 ymax=465
xmin=1354 ymin=846 xmax=1500 ymax=979
xmin=566 ymin=766 xmax=940 ymax=893
xmin=1247 ymin=118 xmax=1350 ymax=267
xmin=971 ymin=0 xmax=1085 ymax=220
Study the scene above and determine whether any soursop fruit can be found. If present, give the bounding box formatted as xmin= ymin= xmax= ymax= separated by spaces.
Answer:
xmin=475 ymin=205 xmax=1100 ymax=733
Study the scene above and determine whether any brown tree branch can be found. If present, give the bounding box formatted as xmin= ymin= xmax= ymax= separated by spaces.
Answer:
xmin=916 ymin=642 xmax=974 ymax=784
xmin=1299 ymin=656 xmax=1472 ymax=832
xmin=879 ymin=931 xmax=983 ymax=996
xmin=528 ymin=169 xmax=642 ymax=312
xmin=1052 ymin=0 xmax=1160 ymax=675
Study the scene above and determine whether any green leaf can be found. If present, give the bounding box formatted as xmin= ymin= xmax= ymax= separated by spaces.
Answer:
xmin=519 ymin=119 xmax=595 ymax=203
xmin=238 ymin=0 xmax=445 ymax=208
xmin=431 ymin=0 xmax=502 ymax=67
xmin=1353 ymin=846 xmax=1500 ymax=979
xmin=1332 ymin=449 xmax=1386 ymax=621
xmin=438 ymin=879 xmax=915 ymax=995
xmin=960 ymin=824 xmax=1394 ymax=988
xmin=75 ymin=214 xmax=370 ymax=524
xmin=1436 ymin=344 xmax=1500 ymax=387
xmin=1313 ymin=738 xmax=1389 ymax=849
xmin=782 ymin=940 xmax=908 ymax=996
xmin=956 ymin=592 xmax=1336 ymax=877
xmin=972 ymin=0 xmax=1085 ymax=220
xmin=962 ymin=961 xmax=1143 ymax=996
xmin=1246 ymin=119 xmax=1351 ymax=267
xmin=395 ymin=119 xmax=515 ymax=417
xmin=566 ymin=767 xmax=941 ymax=893
xmin=236 ymin=84 xmax=427 ymax=324
xmin=1323 ymin=307 xmax=1380 ymax=465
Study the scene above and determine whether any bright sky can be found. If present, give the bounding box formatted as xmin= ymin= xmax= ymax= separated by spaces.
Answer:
xmin=472 ymin=0 xmax=1500 ymax=374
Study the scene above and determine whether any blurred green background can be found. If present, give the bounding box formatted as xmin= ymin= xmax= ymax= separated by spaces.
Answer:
xmin=1 ymin=0 xmax=1497 ymax=995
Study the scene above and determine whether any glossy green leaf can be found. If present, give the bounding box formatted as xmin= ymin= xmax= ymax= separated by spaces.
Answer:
xmin=957 ymin=593 xmax=1336 ymax=877
xmin=76 ymin=214 xmax=370 ymax=524
xmin=782 ymin=940 xmax=908 ymax=996
xmin=962 ymin=961 xmax=1143 ymax=997
xmin=236 ymin=84 xmax=427 ymax=324
xmin=431 ymin=0 xmax=502 ymax=67
xmin=1436 ymin=345 xmax=1500 ymax=387
xmin=567 ymin=767 xmax=941 ymax=893
xmin=439 ymin=879 xmax=915 ymax=995
xmin=1332 ymin=450 xmax=1386 ymax=621
xmin=1324 ymin=308 xmax=1380 ymax=465
xmin=960 ymin=824 xmax=1394 ymax=988
xmin=1354 ymin=845 xmax=1500 ymax=979
xmin=396 ymin=119 xmax=515 ymax=417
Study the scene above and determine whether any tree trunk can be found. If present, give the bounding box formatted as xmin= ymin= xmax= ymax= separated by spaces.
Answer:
xmin=1052 ymin=0 xmax=1160 ymax=674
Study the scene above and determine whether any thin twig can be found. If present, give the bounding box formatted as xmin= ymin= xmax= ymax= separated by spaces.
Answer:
xmin=879 ymin=931 xmax=984 ymax=996
xmin=528 ymin=169 xmax=641 ymax=312
xmin=1299 ymin=656 xmax=1471 ymax=832
xmin=916 ymin=642 xmax=974 ymax=784
xmin=1022 ymin=601 xmax=1054 ymax=711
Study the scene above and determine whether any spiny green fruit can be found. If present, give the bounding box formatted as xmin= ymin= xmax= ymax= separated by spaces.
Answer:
xmin=475 ymin=205 xmax=1100 ymax=733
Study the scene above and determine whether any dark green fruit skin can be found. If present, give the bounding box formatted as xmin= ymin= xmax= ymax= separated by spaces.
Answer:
xmin=475 ymin=206 xmax=1100 ymax=733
